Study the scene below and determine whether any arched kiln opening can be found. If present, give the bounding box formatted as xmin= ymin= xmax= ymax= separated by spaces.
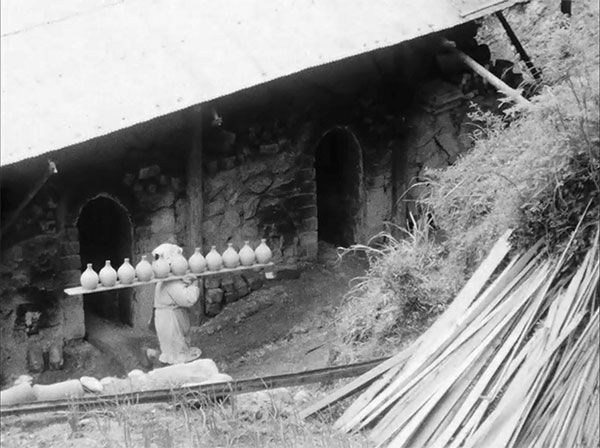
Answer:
xmin=77 ymin=196 xmax=133 ymax=326
xmin=315 ymin=128 xmax=363 ymax=247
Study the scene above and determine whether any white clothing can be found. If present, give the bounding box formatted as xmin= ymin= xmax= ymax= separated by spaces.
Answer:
xmin=154 ymin=280 xmax=201 ymax=365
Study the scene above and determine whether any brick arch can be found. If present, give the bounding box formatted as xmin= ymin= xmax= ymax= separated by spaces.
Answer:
xmin=314 ymin=126 xmax=365 ymax=247
xmin=60 ymin=191 xmax=134 ymax=279
xmin=75 ymin=194 xmax=134 ymax=264
xmin=69 ymin=191 xmax=133 ymax=229
xmin=75 ymin=194 xmax=134 ymax=326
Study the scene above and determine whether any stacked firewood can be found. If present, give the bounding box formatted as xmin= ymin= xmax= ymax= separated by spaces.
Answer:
xmin=306 ymin=227 xmax=599 ymax=448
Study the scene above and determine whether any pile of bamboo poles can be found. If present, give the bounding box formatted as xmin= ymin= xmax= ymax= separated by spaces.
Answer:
xmin=310 ymin=227 xmax=599 ymax=447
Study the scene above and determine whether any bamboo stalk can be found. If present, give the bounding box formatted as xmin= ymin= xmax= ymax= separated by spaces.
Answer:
xmin=337 ymin=363 xmax=402 ymax=424
xmin=322 ymin=226 xmax=598 ymax=448
xmin=378 ymin=269 xmax=547 ymax=446
xmin=441 ymin=39 xmax=531 ymax=109
xmin=299 ymin=346 xmax=413 ymax=419
xmin=438 ymin=295 xmax=538 ymax=447
xmin=336 ymin=232 xmax=513 ymax=431
xmin=467 ymin=265 xmax=597 ymax=448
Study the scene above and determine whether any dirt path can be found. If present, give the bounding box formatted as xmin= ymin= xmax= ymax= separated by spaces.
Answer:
xmin=184 ymin=243 xmax=366 ymax=379
xmin=196 ymin=246 xmax=366 ymax=379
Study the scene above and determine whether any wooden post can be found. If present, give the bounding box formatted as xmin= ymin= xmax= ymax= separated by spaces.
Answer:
xmin=495 ymin=12 xmax=543 ymax=82
xmin=186 ymin=106 xmax=203 ymax=252
xmin=441 ymin=39 xmax=531 ymax=109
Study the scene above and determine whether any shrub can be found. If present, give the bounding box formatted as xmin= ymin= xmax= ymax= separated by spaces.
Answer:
xmin=426 ymin=71 xmax=599 ymax=264
xmin=334 ymin=218 xmax=461 ymax=361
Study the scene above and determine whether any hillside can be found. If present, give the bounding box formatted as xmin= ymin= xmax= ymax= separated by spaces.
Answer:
xmin=335 ymin=0 xmax=599 ymax=361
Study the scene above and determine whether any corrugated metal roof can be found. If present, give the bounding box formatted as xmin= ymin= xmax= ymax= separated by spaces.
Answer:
xmin=0 ymin=0 xmax=523 ymax=167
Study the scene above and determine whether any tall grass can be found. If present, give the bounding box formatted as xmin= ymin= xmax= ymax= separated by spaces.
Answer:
xmin=43 ymin=390 xmax=372 ymax=448
xmin=426 ymin=72 xmax=599 ymax=264
xmin=334 ymin=216 xmax=462 ymax=361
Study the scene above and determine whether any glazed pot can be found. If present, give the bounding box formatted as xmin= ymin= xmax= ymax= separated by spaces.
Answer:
xmin=135 ymin=255 xmax=153 ymax=282
xmin=188 ymin=248 xmax=207 ymax=274
xmin=99 ymin=261 xmax=117 ymax=287
xmin=170 ymin=252 xmax=189 ymax=276
xmin=239 ymin=241 xmax=256 ymax=266
xmin=205 ymin=246 xmax=223 ymax=271
xmin=222 ymin=243 xmax=240 ymax=269
xmin=152 ymin=254 xmax=170 ymax=279
xmin=117 ymin=258 xmax=136 ymax=285
xmin=80 ymin=264 xmax=99 ymax=290
xmin=255 ymin=239 xmax=273 ymax=264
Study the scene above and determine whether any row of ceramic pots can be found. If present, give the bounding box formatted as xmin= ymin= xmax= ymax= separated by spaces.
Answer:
xmin=80 ymin=239 xmax=273 ymax=290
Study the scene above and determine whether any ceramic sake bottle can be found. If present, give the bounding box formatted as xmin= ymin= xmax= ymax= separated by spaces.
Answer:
xmin=255 ymin=239 xmax=272 ymax=264
xmin=206 ymin=246 xmax=223 ymax=271
xmin=152 ymin=253 xmax=170 ymax=279
xmin=99 ymin=261 xmax=118 ymax=287
xmin=170 ymin=252 xmax=189 ymax=276
xmin=135 ymin=255 xmax=153 ymax=282
xmin=80 ymin=264 xmax=99 ymax=290
xmin=188 ymin=248 xmax=207 ymax=274
xmin=222 ymin=243 xmax=240 ymax=269
xmin=239 ymin=241 xmax=256 ymax=266
xmin=117 ymin=258 xmax=136 ymax=285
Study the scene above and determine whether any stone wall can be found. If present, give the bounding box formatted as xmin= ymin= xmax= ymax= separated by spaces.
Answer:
xmin=0 ymin=183 xmax=84 ymax=383
xmin=393 ymin=79 xmax=491 ymax=227
xmin=202 ymin=124 xmax=318 ymax=262
xmin=0 ymin=124 xmax=194 ymax=383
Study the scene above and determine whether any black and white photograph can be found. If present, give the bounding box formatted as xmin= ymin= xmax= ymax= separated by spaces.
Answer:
xmin=1 ymin=0 xmax=598 ymax=446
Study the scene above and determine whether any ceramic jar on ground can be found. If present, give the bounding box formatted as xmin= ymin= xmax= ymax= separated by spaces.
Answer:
xmin=239 ymin=241 xmax=256 ymax=266
xmin=80 ymin=264 xmax=99 ymax=290
xmin=222 ymin=243 xmax=240 ymax=269
xmin=255 ymin=239 xmax=273 ymax=264
xmin=117 ymin=258 xmax=136 ymax=285
xmin=135 ymin=255 xmax=153 ymax=282
xmin=188 ymin=248 xmax=207 ymax=274
xmin=99 ymin=261 xmax=118 ymax=287
xmin=170 ymin=252 xmax=189 ymax=276
xmin=152 ymin=254 xmax=170 ymax=279
xmin=206 ymin=246 xmax=222 ymax=271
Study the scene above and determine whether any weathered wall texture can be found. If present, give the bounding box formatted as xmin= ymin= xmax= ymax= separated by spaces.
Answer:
xmin=202 ymin=124 xmax=318 ymax=262
xmin=0 ymin=123 xmax=193 ymax=383
xmin=393 ymin=80 xmax=477 ymax=227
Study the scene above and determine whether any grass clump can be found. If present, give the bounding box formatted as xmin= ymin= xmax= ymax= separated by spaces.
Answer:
xmin=0 ymin=390 xmax=372 ymax=448
xmin=427 ymin=73 xmax=599 ymax=266
xmin=334 ymin=218 xmax=462 ymax=361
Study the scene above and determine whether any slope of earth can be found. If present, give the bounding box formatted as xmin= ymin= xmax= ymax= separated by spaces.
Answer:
xmin=195 ymin=244 xmax=367 ymax=379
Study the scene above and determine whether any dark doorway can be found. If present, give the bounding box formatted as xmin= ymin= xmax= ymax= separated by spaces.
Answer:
xmin=315 ymin=128 xmax=363 ymax=247
xmin=78 ymin=196 xmax=133 ymax=326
